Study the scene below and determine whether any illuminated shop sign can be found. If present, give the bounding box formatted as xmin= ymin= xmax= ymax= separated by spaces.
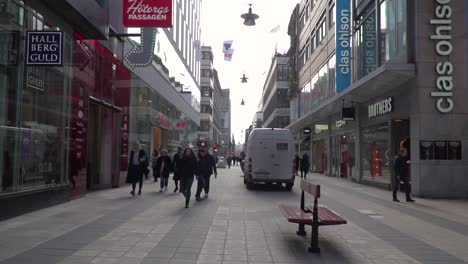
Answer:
xmin=431 ymin=0 xmax=453 ymax=113
xmin=336 ymin=0 xmax=351 ymax=93
xmin=123 ymin=0 xmax=172 ymax=27
xmin=125 ymin=27 xmax=157 ymax=68
xmin=368 ymin=97 xmax=393 ymax=118
xmin=314 ymin=124 xmax=329 ymax=134
xmin=26 ymin=31 xmax=63 ymax=65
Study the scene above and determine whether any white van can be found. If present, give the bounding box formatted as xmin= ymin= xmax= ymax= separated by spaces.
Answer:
xmin=243 ymin=128 xmax=295 ymax=190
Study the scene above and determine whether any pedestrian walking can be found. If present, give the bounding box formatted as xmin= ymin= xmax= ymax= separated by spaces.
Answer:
xmin=195 ymin=148 xmax=217 ymax=201
xmin=393 ymin=147 xmax=415 ymax=203
xmin=126 ymin=141 xmax=148 ymax=196
xmin=300 ymin=153 xmax=310 ymax=179
xmin=172 ymin=146 xmax=183 ymax=192
xmin=154 ymin=149 xmax=173 ymax=192
xmin=151 ymin=149 xmax=159 ymax=182
xmin=179 ymin=148 xmax=198 ymax=208
xmin=227 ymin=156 xmax=232 ymax=169
xmin=294 ymin=154 xmax=300 ymax=176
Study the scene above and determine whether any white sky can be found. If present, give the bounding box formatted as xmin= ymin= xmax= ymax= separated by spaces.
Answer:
xmin=201 ymin=0 xmax=299 ymax=144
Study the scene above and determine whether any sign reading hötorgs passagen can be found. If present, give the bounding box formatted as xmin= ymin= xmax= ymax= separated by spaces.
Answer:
xmin=123 ymin=0 xmax=172 ymax=27
xmin=26 ymin=31 xmax=63 ymax=65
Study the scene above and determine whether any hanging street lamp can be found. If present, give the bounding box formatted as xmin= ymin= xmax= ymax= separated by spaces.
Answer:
xmin=240 ymin=73 xmax=248 ymax=83
xmin=241 ymin=4 xmax=259 ymax=26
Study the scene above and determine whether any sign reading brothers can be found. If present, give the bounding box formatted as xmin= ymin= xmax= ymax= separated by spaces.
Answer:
xmin=26 ymin=31 xmax=63 ymax=65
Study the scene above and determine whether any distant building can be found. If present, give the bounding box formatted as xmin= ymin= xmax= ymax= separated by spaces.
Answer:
xmin=261 ymin=54 xmax=291 ymax=128
xmin=252 ymin=111 xmax=264 ymax=128
xmin=220 ymin=89 xmax=232 ymax=156
xmin=199 ymin=46 xmax=223 ymax=155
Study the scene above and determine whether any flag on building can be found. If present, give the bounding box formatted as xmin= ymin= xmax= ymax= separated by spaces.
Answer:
xmin=270 ymin=25 xmax=280 ymax=33
xmin=224 ymin=49 xmax=234 ymax=61
xmin=223 ymin=40 xmax=233 ymax=54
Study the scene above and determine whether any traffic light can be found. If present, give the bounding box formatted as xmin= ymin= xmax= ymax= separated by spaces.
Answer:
xmin=213 ymin=144 xmax=218 ymax=152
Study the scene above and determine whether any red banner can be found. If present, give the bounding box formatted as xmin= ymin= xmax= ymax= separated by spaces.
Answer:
xmin=123 ymin=0 xmax=172 ymax=27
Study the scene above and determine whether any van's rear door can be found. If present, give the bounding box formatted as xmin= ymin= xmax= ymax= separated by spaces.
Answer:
xmin=252 ymin=139 xmax=273 ymax=180
xmin=271 ymin=142 xmax=291 ymax=181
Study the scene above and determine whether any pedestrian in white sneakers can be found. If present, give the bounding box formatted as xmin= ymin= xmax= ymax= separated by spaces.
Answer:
xmin=154 ymin=149 xmax=173 ymax=192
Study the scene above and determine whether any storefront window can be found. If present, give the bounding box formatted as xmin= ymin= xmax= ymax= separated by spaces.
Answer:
xmin=354 ymin=12 xmax=378 ymax=80
xmin=380 ymin=0 xmax=407 ymax=64
xmin=299 ymin=81 xmax=311 ymax=118
xmin=328 ymin=54 xmax=336 ymax=98
xmin=1 ymin=1 xmax=72 ymax=194
xmin=129 ymin=77 xmax=198 ymax=157
xmin=361 ymin=124 xmax=391 ymax=182
xmin=290 ymin=96 xmax=299 ymax=122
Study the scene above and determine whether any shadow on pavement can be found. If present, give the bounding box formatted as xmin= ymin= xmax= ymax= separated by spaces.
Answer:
xmin=246 ymin=183 xmax=291 ymax=192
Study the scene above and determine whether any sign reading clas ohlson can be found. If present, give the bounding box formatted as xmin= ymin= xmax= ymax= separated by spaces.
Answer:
xmin=335 ymin=0 xmax=351 ymax=93
xmin=26 ymin=31 xmax=63 ymax=65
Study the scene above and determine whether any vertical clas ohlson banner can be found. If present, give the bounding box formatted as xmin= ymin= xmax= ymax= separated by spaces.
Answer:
xmin=335 ymin=0 xmax=351 ymax=93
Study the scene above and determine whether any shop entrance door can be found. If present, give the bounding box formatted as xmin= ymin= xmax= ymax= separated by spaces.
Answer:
xmin=152 ymin=127 xmax=162 ymax=153
xmin=391 ymin=119 xmax=410 ymax=191
xmin=86 ymin=103 xmax=121 ymax=190
xmin=391 ymin=119 xmax=410 ymax=156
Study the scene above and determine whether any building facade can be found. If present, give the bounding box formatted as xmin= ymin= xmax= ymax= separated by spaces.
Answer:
xmin=220 ymin=89 xmax=232 ymax=156
xmin=0 ymin=0 xmax=201 ymax=220
xmin=0 ymin=0 xmax=119 ymax=219
xmin=262 ymin=54 xmax=291 ymax=128
xmin=287 ymin=0 xmax=468 ymax=198
xmin=199 ymin=46 xmax=224 ymax=155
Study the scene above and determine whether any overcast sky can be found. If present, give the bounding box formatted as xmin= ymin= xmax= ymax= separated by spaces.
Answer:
xmin=201 ymin=0 xmax=299 ymax=144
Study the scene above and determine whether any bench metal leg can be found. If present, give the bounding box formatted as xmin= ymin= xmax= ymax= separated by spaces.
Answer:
xmin=296 ymin=224 xmax=306 ymax=236
xmin=308 ymin=224 xmax=320 ymax=253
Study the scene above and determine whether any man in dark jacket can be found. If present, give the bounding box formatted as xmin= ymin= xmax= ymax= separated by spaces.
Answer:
xmin=393 ymin=147 xmax=415 ymax=202
xmin=126 ymin=141 xmax=148 ymax=196
xmin=300 ymin=153 xmax=310 ymax=179
xmin=294 ymin=154 xmax=300 ymax=176
xmin=195 ymin=148 xmax=217 ymax=200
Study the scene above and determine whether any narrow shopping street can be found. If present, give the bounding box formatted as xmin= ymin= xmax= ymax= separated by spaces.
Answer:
xmin=0 ymin=166 xmax=467 ymax=264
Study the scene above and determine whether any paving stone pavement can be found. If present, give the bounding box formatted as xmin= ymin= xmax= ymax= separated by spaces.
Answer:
xmin=1 ymin=166 xmax=468 ymax=264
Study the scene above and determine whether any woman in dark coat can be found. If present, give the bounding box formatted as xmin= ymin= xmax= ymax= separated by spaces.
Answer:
xmin=155 ymin=149 xmax=173 ymax=192
xmin=172 ymin=146 xmax=183 ymax=192
xmin=179 ymin=148 xmax=198 ymax=208
xmin=126 ymin=141 xmax=148 ymax=196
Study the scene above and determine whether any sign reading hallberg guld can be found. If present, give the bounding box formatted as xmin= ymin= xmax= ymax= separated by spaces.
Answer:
xmin=26 ymin=31 xmax=63 ymax=65
xmin=123 ymin=0 xmax=172 ymax=27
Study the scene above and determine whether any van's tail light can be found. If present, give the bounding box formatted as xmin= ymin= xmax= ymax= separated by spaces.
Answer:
xmin=248 ymin=158 xmax=252 ymax=177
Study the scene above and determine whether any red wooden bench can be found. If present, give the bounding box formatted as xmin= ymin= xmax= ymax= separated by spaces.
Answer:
xmin=279 ymin=179 xmax=347 ymax=253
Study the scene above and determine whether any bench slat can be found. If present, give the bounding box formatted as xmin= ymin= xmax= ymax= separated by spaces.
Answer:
xmin=279 ymin=204 xmax=313 ymax=225
xmin=305 ymin=205 xmax=347 ymax=226
xmin=300 ymin=179 xmax=320 ymax=198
